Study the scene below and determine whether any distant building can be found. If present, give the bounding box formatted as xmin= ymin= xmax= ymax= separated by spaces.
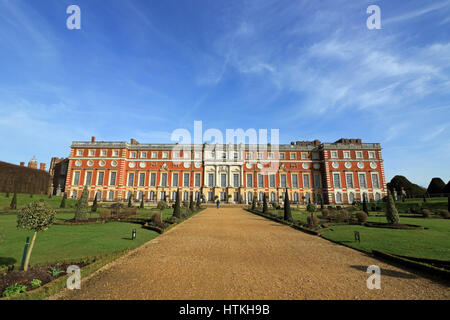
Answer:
xmin=49 ymin=157 xmax=69 ymax=195
xmin=64 ymin=136 xmax=387 ymax=204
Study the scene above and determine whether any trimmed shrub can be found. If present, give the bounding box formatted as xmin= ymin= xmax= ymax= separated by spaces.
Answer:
xmin=10 ymin=193 xmax=17 ymax=210
xmin=283 ymin=190 xmax=293 ymax=222
xmin=321 ymin=209 xmax=330 ymax=218
xmin=421 ymin=209 xmax=431 ymax=218
xmin=74 ymin=186 xmax=90 ymax=221
xmin=157 ymin=201 xmax=169 ymax=210
xmin=17 ymin=201 xmax=56 ymax=271
xmin=262 ymin=194 xmax=268 ymax=214
xmin=173 ymin=190 xmax=181 ymax=218
xmin=337 ymin=209 xmax=350 ymax=222
xmin=307 ymin=214 xmax=319 ymax=228
xmin=151 ymin=213 xmax=164 ymax=228
xmin=60 ymin=193 xmax=67 ymax=208
xmin=386 ymin=190 xmax=400 ymax=224
xmin=91 ymin=193 xmax=98 ymax=212
xmin=437 ymin=210 xmax=449 ymax=219
xmin=306 ymin=203 xmax=317 ymax=213
xmin=356 ymin=211 xmax=368 ymax=224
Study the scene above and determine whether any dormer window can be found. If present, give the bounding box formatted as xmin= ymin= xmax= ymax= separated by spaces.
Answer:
xmin=77 ymin=150 xmax=83 ymax=156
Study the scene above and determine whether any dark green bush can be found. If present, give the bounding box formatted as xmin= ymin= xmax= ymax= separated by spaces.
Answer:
xmin=321 ymin=209 xmax=330 ymax=218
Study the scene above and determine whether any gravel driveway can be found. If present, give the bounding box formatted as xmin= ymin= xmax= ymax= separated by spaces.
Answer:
xmin=53 ymin=207 xmax=449 ymax=300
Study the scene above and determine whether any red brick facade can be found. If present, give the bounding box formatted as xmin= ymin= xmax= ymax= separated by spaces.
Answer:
xmin=65 ymin=138 xmax=386 ymax=204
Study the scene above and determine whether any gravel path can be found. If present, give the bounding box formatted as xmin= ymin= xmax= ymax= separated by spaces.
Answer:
xmin=53 ymin=208 xmax=449 ymax=300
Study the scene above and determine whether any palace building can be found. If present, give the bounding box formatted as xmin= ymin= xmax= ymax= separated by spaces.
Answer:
xmin=64 ymin=137 xmax=387 ymax=205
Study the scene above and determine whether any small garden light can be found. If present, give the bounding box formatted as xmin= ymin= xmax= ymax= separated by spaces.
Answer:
xmin=132 ymin=229 xmax=136 ymax=240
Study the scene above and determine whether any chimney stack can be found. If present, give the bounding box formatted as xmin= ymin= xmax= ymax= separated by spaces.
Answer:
xmin=20 ymin=162 xmax=25 ymax=166
xmin=40 ymin=163 xmax=46 ymax=171
xmin=91 ymin=136 xmax=96 ymax=143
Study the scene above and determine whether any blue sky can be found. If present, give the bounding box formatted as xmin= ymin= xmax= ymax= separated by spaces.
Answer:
xmin=0 ymin=0 xmax=449 ymax=187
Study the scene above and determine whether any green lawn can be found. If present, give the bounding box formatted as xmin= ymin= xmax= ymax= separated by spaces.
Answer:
xmin=321 ymin=216 xmax=450 ymax=260
xmin=0 ymin=193 xmax=78 ymax=213
xmin=0 ymin=213 xmax=159 ymax=267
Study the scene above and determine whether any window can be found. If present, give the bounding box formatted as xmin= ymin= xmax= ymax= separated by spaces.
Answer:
xmin=233 ymin=174 xmax=239 ymax=188
xmin=108 ymin=191 xmax=114 ymax=200
xmin=162 ymin=152 xmax=168 ymax=159
xmin=195 ymin=152 xmax=201 ymax=159
xmin=183 ymin=191 xmax=189 ymax=201
xmin=359 ymin=173 xmax=367 ymax=188
xmin=372 ymin=174 xmax=380 ymax=189
xmin=150 ymin=173 xmax=156 ymax=186
xmin=208 ymin=173 xmax=214 ymax=187
xmin=269 ymin=174 xmax=276 ymax=188
xmin=280 ymin=153 xmax=285 ymax=160
xmin=184 ymin=173 xmax=190 ymax=187
xmin=221 ymin=174 xmax=227 ymax=187
xmin=346 ymin=173 xmax=354 ymax=189
xmin=101 ymin=150 xmax=107 ymax=157
xmin=234 ymin=152 xmax=238 ymax=159
xmin=246 ymin=174 xmax=253 ymax=188
xmin=161 ymin=173 xmax=167 ymax=186
xmin=234 ymin=192 xmax=239 ymax=202
xmin=110 ymin=172 xmax=117 ymax=186
xmin=343 ymin=151 xmax=350 ymax=159
xmin=303 ymin=174 xmax=310 ymax=189
xmin=292 ymin=174 xmax=298 ymax=188
xmin=374 ymin=193 xmax=381 ymax=201
xmin=258 ymin=174 xmax=264 ymax=188
xmin=139 ymin=173 xmax=145 ymax=187
xmin=73 ymin=171 xmax=80 ymax=185
xmin=369 ymin=151 xmax=375 ymax=159
xmin=293 ymin=193 xmax=299 ymax=202
xmin=268 ymin=153 xmax=274 ymax=159
xmin=246 ymin=153 xmax=251 ymax=159
xmin=349 ymin=192 xmax=355 ymax=204
xmin=151 ymin=152 xmax=158 ymax=158
xmin=247 ymin=192 xmax=253 ymax=203
xmin=113 ymin=150 xmax=119 ymax=157
xmin=356 ymin=151 xmax=363 ymax=158
xmin=222 ymin=152 xmax=226 ymax=159
xmin=301 ymin=153 xmax=307 ymax=160
xmin=130 ymin=152 xmax=136 ymax=158
xmin=331 ymin=151 xmax=338 ymax=158
xmin=312 ymin=152 xmax=319 ymax=160
xmin=173 ymin=151 xmax=180 ymax=159
xmin=314 ymin=174 xmax=321 ymax=188
xmin=126 ymin=191 xmax=132 ymax=201
xmin=335 ymin=192 xmax=343 ymax=203
xmin=172 ymin=191 xmax=177 ymax=201
xmin=85 ymin=172 xmax=92 ymax=186
xmin=257 ymin=153 xmax=263 ymax=159
xmin=270 ymin=192 xmax=276 ymax=202
xmin=89 ymin=150 xmax=95 ymax=157
xmin=280 ymin=174 xmax=287 ymax=188
xmin=172 ymin=173 xmax=179 ymax=187
xmin=305 ymin=193 xmax=310 ymax=203
xmin=71 ymin=190 xmax=77 ymax=199
xmin=97 ymin=172 xmax=104 ymax=186
xmin=290 ymin=153 xmax=296 ymax=159
xmin=149 ymin=191 xmax=155 ymax=201
xmin=77 ymin=150 xmax=83 ymax=156
xmin=195 ymin=191 xmax=200 ymax=200
xmin=208 ymin=192 xmax=213 ymax=201
xmin=96 ymin=191 xmax=102 ymax=200
xmin=160 ymin=191 xmax=166 ymax=201
xmin=183 ymin=151 xmax=190 ymax=159
xmin=195 ymin=173 xmax=201 ymax=187
xmin=128 ymin=173 xmax=134 ymax=187
xmin=140 ymin=152 xmax=147 ymax=158
xmin=137 ymin=191 xmax=143 ymax=200
xmin=333 ymin=173 xmax=341 ymax=188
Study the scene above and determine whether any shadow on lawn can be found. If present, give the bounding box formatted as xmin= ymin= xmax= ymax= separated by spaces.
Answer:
xmin=0 ymin=257 xmax=17 ymax=266
xmin=350 ymin=265 xmax=418 ymax=279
